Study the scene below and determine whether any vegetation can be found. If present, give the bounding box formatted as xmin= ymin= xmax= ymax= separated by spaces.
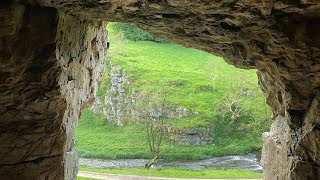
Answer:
xmin=77 ymin=177 xmax=98 ymax=180
xmin=76 ymin=109 xmax=266 ymax=160
xmin=80 ymin=166 xmax=262 ymax=179
xmin=75 ymin=22 xmax=271 ymax=160
xmin=110 ymin=22 xmax=166 ymax=42
xmin=131 ymin=91 xmax=169 ymax=158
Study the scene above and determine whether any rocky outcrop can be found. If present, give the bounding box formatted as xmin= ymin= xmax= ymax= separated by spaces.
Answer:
xmin=1 ymin=0 xmax=320 ymax=179
xmin=94 ymin=65 xmax=194 ymax=127
xmin=104 ymin=66 xmax=131 ymax=126
xmin=261 ymin=95 xmax=320 ymax=179
xmin=56 ymin=12 xmax=107 ymax=179
xmin=171 ymin=127 xmax=213 ymax=146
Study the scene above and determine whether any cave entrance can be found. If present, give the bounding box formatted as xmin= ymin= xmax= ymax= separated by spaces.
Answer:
xmin=75 ymin=22 xmax=271 ymax=178
xmin=2 ymin=1 xmax=320 ymax=179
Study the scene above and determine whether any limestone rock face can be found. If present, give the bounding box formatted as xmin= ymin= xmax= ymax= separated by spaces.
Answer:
xmin=171 ymin=127 xmax=213 ymax=146
xmin=0 ymin=0 xmax=320 ymax=179
xmin=92 ymin=64 xmax=195 ymax=127
xmin=104 ymin=66 xmax=131 ymax=126
xmin=56 ymin=11 xmax=107 ymax=179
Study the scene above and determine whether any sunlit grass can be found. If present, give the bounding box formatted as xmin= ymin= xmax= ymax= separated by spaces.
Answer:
xmin=77 ymin=177 xmax=98 ymax=180
xmin=79 ymin=166 xmax=262 ymax=179
xmin=75 ymin=110 xmax=264 ymax=160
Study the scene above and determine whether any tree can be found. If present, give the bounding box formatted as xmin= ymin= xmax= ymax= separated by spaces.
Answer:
xmin=222 ymin=71 xmax=250 ymax=123
xmin=131 ymin=90 xmax=170 ymax=169
xmin=226 ymin=99 xmax=243 ymax=123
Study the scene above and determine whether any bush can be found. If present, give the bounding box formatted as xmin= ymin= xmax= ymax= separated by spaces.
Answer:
xmin=110 ymin=22 xmax=167 ymax=42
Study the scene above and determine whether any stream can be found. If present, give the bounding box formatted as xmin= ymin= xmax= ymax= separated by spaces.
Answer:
xmin=79 ymin=153 xmax=262 ymax=172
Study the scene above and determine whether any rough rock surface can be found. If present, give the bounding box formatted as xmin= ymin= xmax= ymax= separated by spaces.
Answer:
xmin=0 ymin=2 xmax=107 ymax=179
xmin=0 ymin=0 xmax=320 ymax=179
xmin=92 ymin=65 xmax=198 ymax=129
xmin=171 ymin=127 xmax=213 ymax=146
xmin=104 ymin=66 xmax=131 ymax=126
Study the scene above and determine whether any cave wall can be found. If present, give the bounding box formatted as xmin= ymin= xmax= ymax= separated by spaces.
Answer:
xmin=1 ymin=0 xmax=320 ymax=179
xmin=0 ymin=3 xmax=107 ymax=179
xmin=56 ymin=11 xmax=107 ymax=179
xmin=0 ymin=4 xmax=65 ymax=179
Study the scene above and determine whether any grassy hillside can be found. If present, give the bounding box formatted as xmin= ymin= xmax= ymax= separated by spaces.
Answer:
xmin=75 ymin=23 xmax=271 ymax=160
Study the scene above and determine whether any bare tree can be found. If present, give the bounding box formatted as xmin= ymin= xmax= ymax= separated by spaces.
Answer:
xmin=225 ymin=100 xmax=243 ymax=123
xmin=207 ymin=60 xmax=247 ymax=123
xmin=131 ymin=90 xmax=170 ymax=169
xmin=223 ymin=71 xmax=248 ymax=123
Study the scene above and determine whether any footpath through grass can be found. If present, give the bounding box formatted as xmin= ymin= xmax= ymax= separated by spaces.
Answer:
xmin=79 ymin=166 xmax=262 ymax=179
xmin=75 ymin=22 xmax=271 ymax=160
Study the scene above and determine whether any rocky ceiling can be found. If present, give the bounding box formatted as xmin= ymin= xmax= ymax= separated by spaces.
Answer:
xmin=0 ymin=0 xmax=319 ymax=179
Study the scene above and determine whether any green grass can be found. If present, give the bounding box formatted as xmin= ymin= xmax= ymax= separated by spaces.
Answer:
xmin=80 ymin=166 xmax=262 ymax=179
xmin=107 ymin=23 xmax=270 ymax=125
xmin=75 ymin=109 xmax=263 ymax=160
xmin=77 ymin=177 xmax=98 ymax=180
xmin=75 ymin=110 xmax=152 ymax=159
xmin=75 ymin=22 xmax=271 ymax=160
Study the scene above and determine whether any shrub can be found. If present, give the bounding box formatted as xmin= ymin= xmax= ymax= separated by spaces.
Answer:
xmin=110 ymin=22 xmax=167 ymax=42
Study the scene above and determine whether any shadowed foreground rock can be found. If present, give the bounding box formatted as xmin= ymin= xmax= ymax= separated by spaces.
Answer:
xmin=0 ymin=3 xmax=107 ymax=179
xmin=0 ymin=0 xmax=319 ymax=179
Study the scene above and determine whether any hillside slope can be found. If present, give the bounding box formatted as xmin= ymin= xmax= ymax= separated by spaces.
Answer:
xmin=75 ymin=23 xmax=271 ymax=160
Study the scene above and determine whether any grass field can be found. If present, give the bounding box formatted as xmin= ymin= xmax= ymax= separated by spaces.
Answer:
xmin=77 ymin=177 xmax=97 ymax=180
xmin=79 ymin=166 xmax=262 ymax=179
xmin=76 ymin=109 xmax=265 ymax=160
xmin=74 ymin=22 xmax=271 ymax=160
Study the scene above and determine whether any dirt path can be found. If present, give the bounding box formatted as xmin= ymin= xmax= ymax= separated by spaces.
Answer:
xmin=78 ymin=171 xmax=262 ymax=180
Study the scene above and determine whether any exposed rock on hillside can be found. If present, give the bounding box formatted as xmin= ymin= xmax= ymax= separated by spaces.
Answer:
xmin=103 ymin=66 xmax=131 ymax=126
xmin=1 ymin=0 xmax=320 ymax=179
xmin=171 ymin=127 xmax=213 ymax=146
xmin=93 ymin=65 xmax=208 ymax=143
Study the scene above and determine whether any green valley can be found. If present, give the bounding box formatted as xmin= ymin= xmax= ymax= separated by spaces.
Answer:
xmin=75 ymin=22 xmax=271 ymax=160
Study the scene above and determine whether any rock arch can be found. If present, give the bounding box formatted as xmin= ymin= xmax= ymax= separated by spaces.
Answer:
xmin=0 ymin=1 xmax=319 ymax=179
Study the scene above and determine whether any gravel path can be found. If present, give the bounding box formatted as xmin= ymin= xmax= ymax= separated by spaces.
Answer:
xmin=78 ymin=171 xmax=262 ymax=180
